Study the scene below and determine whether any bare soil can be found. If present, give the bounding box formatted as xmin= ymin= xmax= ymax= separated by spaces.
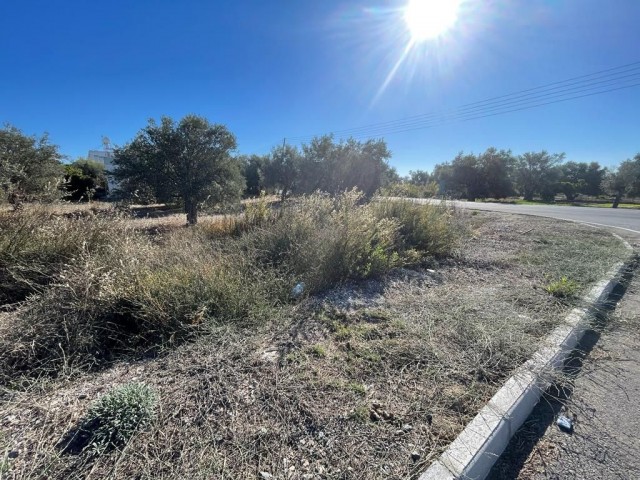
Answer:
xmin=0 ymin=212 xmax=628 ymax=479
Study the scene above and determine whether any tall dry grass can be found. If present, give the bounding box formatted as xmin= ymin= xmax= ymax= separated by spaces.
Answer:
xmin=0 ymin=192 xmax=460 ymax=383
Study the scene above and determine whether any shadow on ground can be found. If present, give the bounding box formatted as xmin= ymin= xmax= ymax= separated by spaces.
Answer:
xmin=487 ymin=262 xmax=636 ymax=480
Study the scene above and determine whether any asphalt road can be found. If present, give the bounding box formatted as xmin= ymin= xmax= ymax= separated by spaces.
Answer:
xmin=432 ymin=200 xmax=640 ymax=234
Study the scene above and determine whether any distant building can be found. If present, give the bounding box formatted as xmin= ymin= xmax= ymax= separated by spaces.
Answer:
xmin=87 ymin=149 xmax=117 ymax=192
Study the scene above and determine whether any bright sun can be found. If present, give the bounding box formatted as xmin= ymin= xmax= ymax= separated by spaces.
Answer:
xmin=404 ymin=0 xmax=461 ymax=41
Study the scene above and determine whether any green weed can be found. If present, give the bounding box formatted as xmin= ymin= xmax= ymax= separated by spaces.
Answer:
xmin=307 ymin=344 xmax=327 ymax=358
xmin=545 ymin=277 xmax=579 ymax=298
xmin=347 ymin=382 xmax=367 ymax=396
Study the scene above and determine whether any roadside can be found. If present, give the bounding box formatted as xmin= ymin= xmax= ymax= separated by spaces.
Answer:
xmin=477 ymin=199 xmax=640 ymax=210
xmin=0 ymin=212 xmax=629 ymax=479
xmin=489 ymin=235 xmax=640 ymax=480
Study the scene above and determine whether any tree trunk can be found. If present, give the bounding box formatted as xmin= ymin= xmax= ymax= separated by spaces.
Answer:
xmin=523 ymin=189 xmax=534 ymax=201
xmin=612 ymin=193 xmax=622 ymax=209
xmin=185 ymin=198 xmax=198 ymax=225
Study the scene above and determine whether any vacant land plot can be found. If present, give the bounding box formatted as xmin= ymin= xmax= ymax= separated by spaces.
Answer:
xmin=0 ymin=209 xmax=627 ymax=479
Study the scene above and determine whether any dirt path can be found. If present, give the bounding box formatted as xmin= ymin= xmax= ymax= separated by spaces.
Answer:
xmin=490 ymin=249 xmax=640 ymax=479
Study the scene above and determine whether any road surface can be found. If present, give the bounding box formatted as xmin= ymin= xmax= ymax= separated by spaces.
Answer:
xmin=420 ymin=199 xmax=640 ymax=235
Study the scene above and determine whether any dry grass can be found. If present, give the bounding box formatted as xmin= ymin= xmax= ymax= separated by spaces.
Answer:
xmin=0 ymin=192 xmax=459 ymax=383
xmin=0 ymin=210 xmax=628 ymax=479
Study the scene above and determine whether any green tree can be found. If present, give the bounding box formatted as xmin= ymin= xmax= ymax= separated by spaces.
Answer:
xmin=515 ymin=151 xmax=564 ymax=201
xmin=297 ymin=136 xmax=394 ymax=198
xmin=336 ymin=137 xmax=393 ymax=198
xmin=0 ymin=124 xmax=63 ymax=204
xmin=583 ymin=161 xmax=605 ymax=196
xmin=408 ymin=169 xmax=431 ymax=185
xmin=602 ymin=154 xmax=640 ymax=208
xmin=558 ymin=161 xmax=586 ymax=201
xmin=449 ymin=152 xmax=486 ymax=201
xmin=113 ymin=115 xmax=242 ymax=225
xmin=297 ymin=135 xmax=336 ymax=194
xmin=240 ymin=154 xmax=268 ymax=197
xmin=479 ymin=147 xmax=515 ymax=199
xmin=558 ymin=161 xmax=604 ymax=200
xmin=264 ymin=144 xmax=302 ymax=201
xmin=432 ymin=162 xmax=454 ymax=197
xmin=63 ymin=158 xmax=108 ymax=201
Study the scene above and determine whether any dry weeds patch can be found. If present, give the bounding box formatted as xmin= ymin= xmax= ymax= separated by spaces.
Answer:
xmin=0 ymin=212 xmax=627 ymax=479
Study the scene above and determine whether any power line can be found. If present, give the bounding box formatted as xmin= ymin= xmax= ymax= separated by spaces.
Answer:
xmin=346 ymin=81 xmax=640 ymax=140
xmin=285 ymin=60 xmax=640 ymax=143
xmin=290 ymin=63 xmax=640 ymax=140
xmin=294 ymin=73 xmax=640 ymax=140
xmin=327 ymin=76 xmax=640 ymax=139
xmin=287 ymin=61 xmax=640 ymax=141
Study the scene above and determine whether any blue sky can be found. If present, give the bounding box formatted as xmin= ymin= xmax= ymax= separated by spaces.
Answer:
xmin=1 ymin=0 xmax=639 ymax=175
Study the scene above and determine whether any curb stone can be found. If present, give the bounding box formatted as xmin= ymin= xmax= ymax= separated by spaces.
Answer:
xmin=419 ymin=239 xmax=635 ymax=480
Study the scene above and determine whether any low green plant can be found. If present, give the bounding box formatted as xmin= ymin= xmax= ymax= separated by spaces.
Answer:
xmin=545 ymin=277 xmax=579 ymax=298
xmin=307 ymin=344 xmax=327 ymax=358
xmin=81 ymin=382 xmax=157 ymax=453
xmin=348 ymin=405 xmax=370 ymax=423
xmin=347 ymin=382 xmax=367 ymax=396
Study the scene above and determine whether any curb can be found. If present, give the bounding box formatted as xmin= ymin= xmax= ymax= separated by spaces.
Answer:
xmin=419 ymin=244 xmax=635 ymax=480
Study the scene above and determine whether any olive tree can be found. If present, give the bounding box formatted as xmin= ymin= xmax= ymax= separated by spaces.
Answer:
xmin=602 ymin=154 xmax=640 ymax=208
xmin=113 ymin=115 xmax=242 ymax=224
xmin=0 ymin=124 xmax=63 ymax=204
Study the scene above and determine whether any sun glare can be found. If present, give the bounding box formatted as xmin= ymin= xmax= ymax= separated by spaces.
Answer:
xmin=404 ymin=0 xmax=461 ymax=41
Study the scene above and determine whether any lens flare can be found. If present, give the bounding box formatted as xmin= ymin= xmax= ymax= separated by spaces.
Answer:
xmin=404 ymin=0 xmax=461 ymax=41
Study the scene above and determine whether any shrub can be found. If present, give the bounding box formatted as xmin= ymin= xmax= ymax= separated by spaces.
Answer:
xmin=545 ymin=277 xmax=579 ymax=298
xmin=78 ymin=382 xmax=157 ymax=453
xmin=243 ymin=192 xmax=273 ymax=227
xmin=0 ymin=244 xmax=148 ymax=379
xmin=124 ymin=241 xmax=290 ymax=328
xmin=242 ymin=190 xmax=403 ymax=292
xmin=380 ymin=181 xmax=438 ymax=198
xmin=373 ymin=198 xmax=460 ymax=257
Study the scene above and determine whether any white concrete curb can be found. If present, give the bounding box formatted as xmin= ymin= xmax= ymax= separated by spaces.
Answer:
xmin=419 ymin=247 xmax=635 ymax=480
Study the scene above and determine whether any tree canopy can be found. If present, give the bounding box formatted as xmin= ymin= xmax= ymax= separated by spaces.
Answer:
xmin=0 ymin=124 xmax=63 ymax=204
xmin=113 ymin=115 xmax=243 ymax=224
xmin=239 ymin=154 xmax=268 ymax=197
xmin=602 ymin=154 xmax=640 ymax=208
xmin=432 ymin=147 xmax=515 ymax=200
xmin=63 ymin=158 xmax=108 ymax=201
xmin=514 ymin=151 xmax=565 ymax=201
xmin=260 ymin=136 xmax=395 ymax=200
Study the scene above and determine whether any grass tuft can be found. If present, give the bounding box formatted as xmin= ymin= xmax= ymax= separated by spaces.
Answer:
xmin=545 ymin=276 xmax=579 ymax=298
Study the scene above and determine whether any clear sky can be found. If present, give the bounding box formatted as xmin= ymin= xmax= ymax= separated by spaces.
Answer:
xmin=1 ymin=0 xmax=639 ymax=175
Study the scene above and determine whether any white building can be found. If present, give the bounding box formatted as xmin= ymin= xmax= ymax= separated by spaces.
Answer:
xmin=88 ymin=150 xmax=117 ymax=192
